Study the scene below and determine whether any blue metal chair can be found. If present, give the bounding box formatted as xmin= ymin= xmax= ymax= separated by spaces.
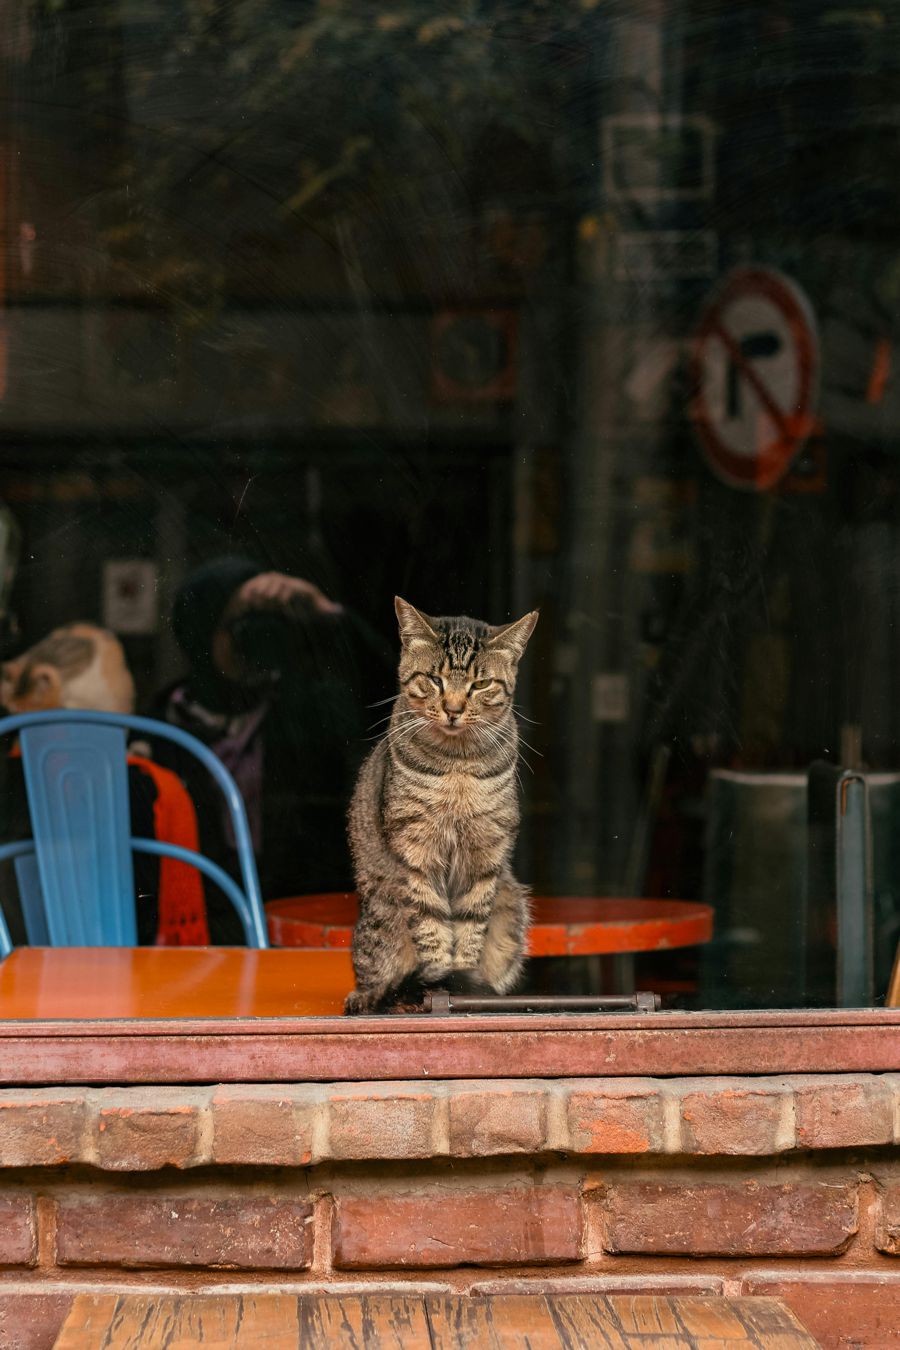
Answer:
xmin=0 ymin=710 xmax=269 ymax=955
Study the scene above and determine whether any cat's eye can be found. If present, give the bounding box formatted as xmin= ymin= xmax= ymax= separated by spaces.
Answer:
xmin=470 ymin=679 xmax=493 ymax=691
xmin=406 ymin=675 xmax=432 ymax=698
xmin=429 ymin=675 xmax=444 ymax=689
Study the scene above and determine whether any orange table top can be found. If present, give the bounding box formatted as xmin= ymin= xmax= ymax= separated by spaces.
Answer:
xmin=0 ymin=947 xmax=354 ymax=1020
xmin=0 ymin=900 xmax=713 ymax=1021
xmin=266 ymin=894 xmax=714 ymax=957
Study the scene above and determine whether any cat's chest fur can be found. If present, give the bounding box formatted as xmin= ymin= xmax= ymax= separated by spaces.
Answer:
xmin=385 ymin=760 xmax=514 ymax=898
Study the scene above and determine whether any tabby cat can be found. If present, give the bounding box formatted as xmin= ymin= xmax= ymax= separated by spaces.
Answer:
xmin=345 ymin=597 xmax=538 ymax=1014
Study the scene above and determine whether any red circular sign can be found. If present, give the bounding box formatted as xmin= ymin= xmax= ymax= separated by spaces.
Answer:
xmin=689 ymin=267 xmax=819 ymax=490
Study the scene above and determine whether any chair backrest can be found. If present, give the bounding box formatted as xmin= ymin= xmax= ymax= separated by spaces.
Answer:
xmin=19 ymin=719 xmax=137 ymax=945
xmin=0 ymin=710 xmax=269 ymax=949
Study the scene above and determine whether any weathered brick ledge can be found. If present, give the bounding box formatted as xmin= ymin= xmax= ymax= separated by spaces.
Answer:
xmin=1 ymin=1073 xmax=898 ymax=1169
xmin=2 ymin=1075 xmax=900 ymax=1348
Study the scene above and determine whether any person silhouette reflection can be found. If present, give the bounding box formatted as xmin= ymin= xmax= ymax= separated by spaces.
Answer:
xmin=149 ymin=556 xmax=389 ymax=942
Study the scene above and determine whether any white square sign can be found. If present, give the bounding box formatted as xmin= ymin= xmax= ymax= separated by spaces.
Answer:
xmin=102 ymin=559 xmax=158 ymax=635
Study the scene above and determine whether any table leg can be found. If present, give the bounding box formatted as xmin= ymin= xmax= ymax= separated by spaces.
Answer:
xmin=610 ymin=953 xmax=636 ymax=994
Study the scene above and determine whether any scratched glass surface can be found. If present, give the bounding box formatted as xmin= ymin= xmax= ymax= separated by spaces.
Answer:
xmin=0 ymin=1 xmax=897 ymax=1012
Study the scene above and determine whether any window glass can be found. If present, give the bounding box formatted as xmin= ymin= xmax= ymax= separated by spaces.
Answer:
xmin=1 ymin=0 xmax=896 ymax=1011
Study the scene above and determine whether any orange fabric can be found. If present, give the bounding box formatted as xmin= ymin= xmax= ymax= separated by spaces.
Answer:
xmin=128 ymin=755 xmax=210 ymax=946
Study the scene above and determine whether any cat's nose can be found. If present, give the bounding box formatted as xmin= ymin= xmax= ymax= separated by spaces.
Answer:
xmin=443 ymin=701 xmax=465 ymax=720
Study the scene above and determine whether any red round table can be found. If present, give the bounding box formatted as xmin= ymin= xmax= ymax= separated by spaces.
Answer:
xmin=265 ymin=893 xmax=713 ymax=957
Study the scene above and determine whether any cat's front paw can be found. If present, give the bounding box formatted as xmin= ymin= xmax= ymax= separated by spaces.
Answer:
xmin=444 ymin=968 xmax=493 ymax=996
xmin=343 ymin=989 xmax=377 ymax=1016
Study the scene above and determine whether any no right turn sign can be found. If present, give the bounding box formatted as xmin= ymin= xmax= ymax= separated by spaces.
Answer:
xmin=689 ymin=267 xmax=819 ymax=490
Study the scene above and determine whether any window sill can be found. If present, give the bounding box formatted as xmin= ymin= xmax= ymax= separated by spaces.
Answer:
xmin=0 ymin=1007 xmax=898 ymax=1084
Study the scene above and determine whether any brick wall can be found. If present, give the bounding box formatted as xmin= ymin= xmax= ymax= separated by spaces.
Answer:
xmin=1 ymin=1076 xmax=899 ymax=1348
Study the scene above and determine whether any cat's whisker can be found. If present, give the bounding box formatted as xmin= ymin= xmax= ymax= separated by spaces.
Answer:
xmin=474 ymin=721 xmax=513 ymax=751
xmin=477 ymin=720 xmax=512 ymax=746
xmin=484 ymin=721 xmax=535 ymax=775
xmin=473 ymin=723 xmax=519 ymax=767
xmin=479 ymin=727 xmax=508 ymax=754
xmin=366 ymin=710 xmax=412 ymax=732
xmin=384 ymin=715 xmax=426 ymax=739
xmin=377 ymin=723 xmax=423 ymax=745
xmin=366 ymin=694 xmax=399 ymax=708
xmin=513 ymin=704 xmax=541 ymax=725
xmin=386 ymin=716 xmax=430 ymax=749
xmin=363 ymin=712 xmax=422 ymax=742
xmin=514 ymin=733 xmax=544 ymax=758
xmin=471 ymin=722 xmax=528 ymax=786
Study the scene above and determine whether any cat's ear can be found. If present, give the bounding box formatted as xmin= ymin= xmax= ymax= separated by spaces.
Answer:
xmin=395 ymin=596 xmax=438 ymax=647
xmin=487 ymin=610 xmax=539 ymax=662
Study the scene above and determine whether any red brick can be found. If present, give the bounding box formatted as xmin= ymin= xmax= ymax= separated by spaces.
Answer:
xmin=448 ymin=1083 xmax=547 ymax=1156
xmin=93 ymin=1089 xmax=207 ymax=1170
xmin=0 ymin=1091 xmax=87 ymax=1167
xmin=0 ymin=1293 xmax=73 ymax=1349
xmin=743 ymin=1274 xmax=900 ymax=1347
xmin=333 ymin=1185 xmax=582 ymax=1268
xmin=211 ymin=1086 xmax=316 ymax=1166
xmin=0 ymin=1195 xmax=37 ymax=1266
xmin=794 ymin=1077 xmax=893 ymax=1150
xmin=55 ymin=1193 xmax=313 ymax=1269
xmin=564 ymin=1081 xmax=664 ymax=1153
xmin=327 ymin=1084 xmax=438 ymax=1160
xmin=876 ymin=1183 xmax=900 ymax=1255
xmin=601 ymin=1180 xmax=857 ymax=1256
xmin=678 ymin=1080 xmax=790 ymax=1155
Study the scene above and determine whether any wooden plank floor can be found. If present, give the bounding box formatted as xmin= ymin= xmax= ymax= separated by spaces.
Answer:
xmin=53 ymin=1292 xmax=821 ymax=1348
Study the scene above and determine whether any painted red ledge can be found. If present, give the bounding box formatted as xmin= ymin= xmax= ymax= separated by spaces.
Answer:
xmin=0 ymin=1015 xmax=897 ymax=1084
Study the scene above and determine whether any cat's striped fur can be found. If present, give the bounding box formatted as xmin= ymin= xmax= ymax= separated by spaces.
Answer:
xmin=344 ymin=597 xmax=538 ymax=1014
